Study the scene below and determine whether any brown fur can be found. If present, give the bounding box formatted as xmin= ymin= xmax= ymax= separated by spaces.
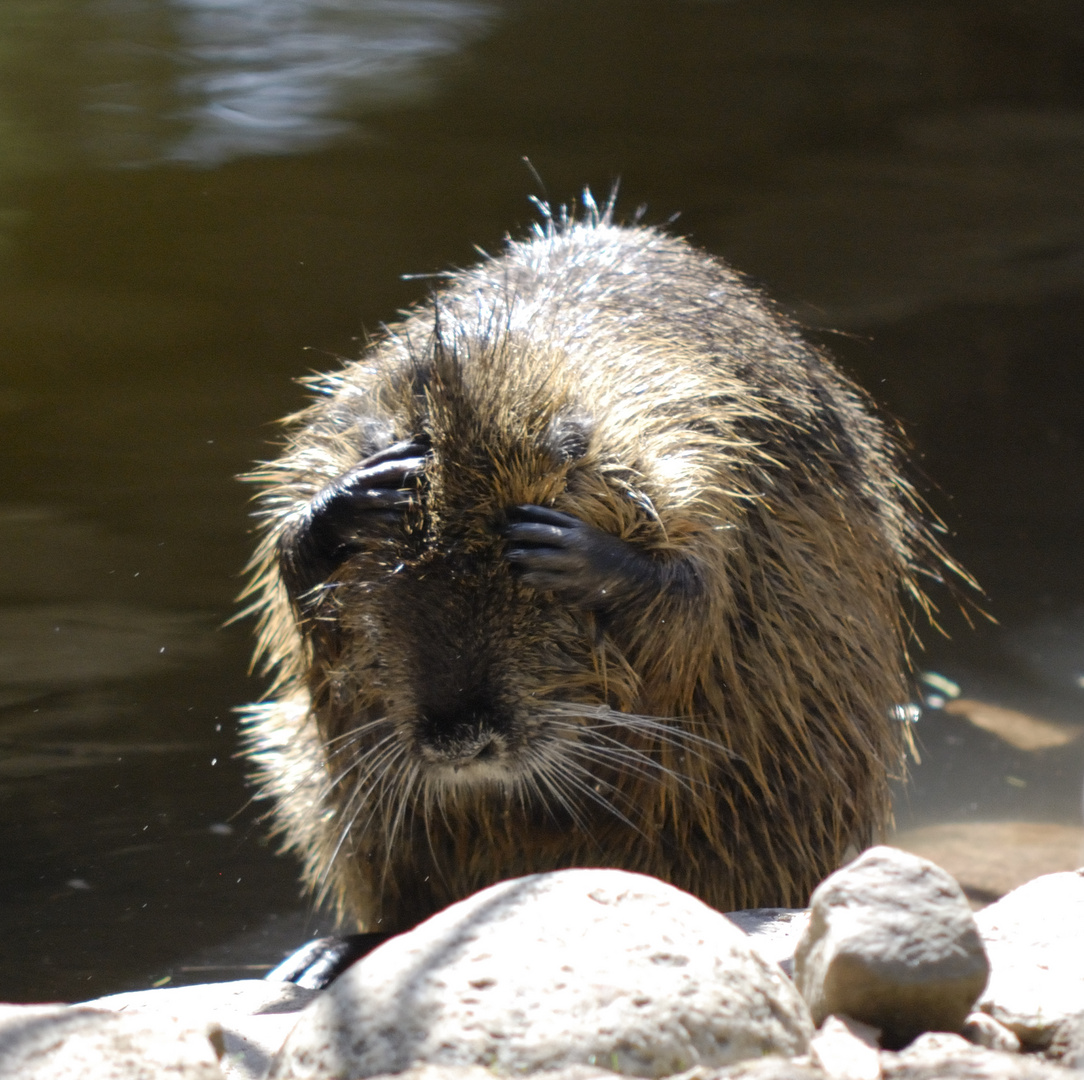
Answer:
xmin=239 ymin=199 xmax=957 ymax=931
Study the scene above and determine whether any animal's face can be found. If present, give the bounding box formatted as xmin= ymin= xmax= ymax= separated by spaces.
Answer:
xmin=327 ymin=542 xmax=603 ymax=787
xmin=281 ymin=426 xmax=649 ymax=815
xmin=268 ymin=341 xmax=690 ymax=832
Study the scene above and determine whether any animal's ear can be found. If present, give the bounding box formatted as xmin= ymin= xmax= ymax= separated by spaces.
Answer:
xmin=544 ymin=412 xmax=594 ymax=464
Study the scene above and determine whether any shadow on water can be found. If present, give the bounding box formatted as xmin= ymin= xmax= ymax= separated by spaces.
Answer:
xmin=0 ymin=0 xmax=1083 ymax=999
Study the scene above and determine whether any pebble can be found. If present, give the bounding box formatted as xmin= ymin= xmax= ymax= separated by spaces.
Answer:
xmin=792 ymin=846 xmax=990 ymax=1048
xmin=808 ymin=1014 xmax=882 ymax=1080
xmin=961 ymin=1010 xmax=1021 ymax=1053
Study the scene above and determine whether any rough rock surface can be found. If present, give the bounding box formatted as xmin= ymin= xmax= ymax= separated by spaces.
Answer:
xmin=792 ymin=846 xmax=989 ymax=1048
xmin=0 ymin=1003 xmax=225 ymax=1079
xmin=808 ymin=1014 xmax=881 ymax=1080
xmin=361 ymin=1067 xmax=612 ymax=1080
xmin=880 ymin=1031 xmax=1070 ymax=1079
xmin=1045 ymin=1012 xmax=1084 ymax=1069
xmin=706 ymin=1061 xmax=828 ymax=1079
xmin=83 ymin=980 xmax=320 ymax=1080
xmin=85 ymin=979 xmax=319 ymax=1016
xmin=271 ymin=868 xmax=814 ymax=1079
xmin=975 ymin=868 xmax=1084 ymax=1048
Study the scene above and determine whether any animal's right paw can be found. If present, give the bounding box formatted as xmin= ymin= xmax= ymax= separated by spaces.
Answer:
xmin=281 ymin=438 xmax=429 ymax=598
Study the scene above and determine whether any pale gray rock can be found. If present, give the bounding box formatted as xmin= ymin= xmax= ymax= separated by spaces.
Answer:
xmin=975 ymin=868 xmax=1084 ymax=1048
xmin=893 ymin=1032 xmax=972 ymax=1055
xmin=808 ymin=1015 xmax=881 ymax=1080
xmin=695 ymin=1061 xmax=827 ymax=1079
xmin=960 ymin=1011 xmax=1021 ymax=1054
xmin=1045 ymin=1012 xmax=1084 ymax=1069
xmin=725 ymin=909 xmax=810 ymax=975
xmin=880 ymin=1031 xmax=1068 ymax=1079
xmin=364 ymin=1067 xmax=612 ymax=1080
xmin=85 ymin=979 xmax=319 ymax=1016
xmin=271 ymin=868 xmax=814 ymax=1079
xmin=0 ymin=1003 xmax=225 ymax=1079
xmin=83 ymin=979 xmax=320 ymax=1080
xmin=793 ymin=846 xmax=990 ymax=1048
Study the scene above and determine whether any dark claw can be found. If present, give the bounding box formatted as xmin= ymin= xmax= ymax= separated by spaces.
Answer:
xmin=508 ymin=504 xmax=583 ymax=529
xmin=281 ymin=439 xmax=429 ymax=599
xmin=360 ymin=439 xmax=430 ymax=468
xmin=504 ymin=503 xmax=659 ymax=610
xmin=266 ymin=932 xmax=394 ymax=989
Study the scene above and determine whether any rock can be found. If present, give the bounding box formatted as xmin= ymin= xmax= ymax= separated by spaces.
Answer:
xmin=880 ymin=1031 xmax=1067 ymax=1079
xmin=364 ymin=1067 xmax=610 ymax=1080
xmin=893 ymin=1032 xmax=971 ymax=1055
xmin=0 ymin=1003 xmax=225 ymax=1079
xmin=960 ymin=1011 xmax=1021 ymax=1053
xmin=83 ymin=979 xmax=320 ymax=1080
xmin=725 ymin=909 xmax=810 ymax=975
xmin=701 ymin=1060 xmax=827 ymax=1079
xmin=808 ymin=1015 xmax=881 ymax=1080
xmin=271 ymin=868 xmax=814 ymax=1079
xmin=1045 ymin=1011 xmax=1084 ymax=1069
xmin=975 ymin=868 xmax=1084 ymax=1047
xmin=792 ymin=846 xmax=989 ymax=1048
xmin=85 ymin=979 xmax=319 ymax=1016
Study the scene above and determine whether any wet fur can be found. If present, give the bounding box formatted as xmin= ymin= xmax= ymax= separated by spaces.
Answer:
xmin=240 ymin=198 xmax=954 ymax=931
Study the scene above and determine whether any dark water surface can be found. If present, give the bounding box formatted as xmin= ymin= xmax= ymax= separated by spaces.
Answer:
xmin=2 ymin=0 xmax=1083 ymax=1001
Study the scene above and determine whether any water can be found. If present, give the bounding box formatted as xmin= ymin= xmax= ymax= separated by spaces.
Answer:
xmin=1 ymin=0 xmax=1083 ymax=1001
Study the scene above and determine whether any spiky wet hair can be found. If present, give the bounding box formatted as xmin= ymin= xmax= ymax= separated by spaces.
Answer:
xmin=238 ymin=195 xmax=963 ymax=930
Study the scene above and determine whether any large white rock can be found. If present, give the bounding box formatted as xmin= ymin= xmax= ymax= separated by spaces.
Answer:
xmin=83 ymin=979 xmax=320 ymax=1080
xmin=0 ymin=1003 xmax=224 ymax=1079
xmin=270 ymin=868 xmax=814 ymax=1079
xmin=792 ymin=846 xmax=989 ymax=1048
xmin=975 ymin=868 xmax=1084 ymax=1047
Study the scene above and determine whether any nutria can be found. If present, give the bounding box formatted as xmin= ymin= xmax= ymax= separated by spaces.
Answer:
xmin=240 ymin=195 xmax=957 ymax=932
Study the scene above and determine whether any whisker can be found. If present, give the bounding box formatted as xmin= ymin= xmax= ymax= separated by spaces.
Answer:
xmin=321 ymin=716 xmax=397 ymax=749
xmin=557 ymin=740 xmax=701 ymax=795
xmin=540 ymin=704 xmax=742 ymax=759
xmin=538 ymin=715 xmax=719 ymax=797
xmin=319 ymin=739 xmax=407 ymax=890
xmin=531 ymin=748 xmax=641 ymax=833
xmin=380 ymin=760 xmax=421 ymax=886
xmin=324 ymin=729 xmax=399 ymax=789
xmin=527 ymin=755 xmax=592 ymax=832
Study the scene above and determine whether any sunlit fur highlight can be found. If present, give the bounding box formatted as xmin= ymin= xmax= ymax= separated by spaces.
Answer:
xmin=239 ymin=197 xmax=962 ymax=931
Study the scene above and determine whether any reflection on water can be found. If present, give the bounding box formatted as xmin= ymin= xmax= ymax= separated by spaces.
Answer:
xmin=0 ymin=0 xmax=1082 ymax=1001
xmin=0 ymin=0 xmax=495 ymax=258
xmin=719 ymin=107 xmax=1084 ymax=326
xmin=92 ymin=0 xmax=497 ymax=165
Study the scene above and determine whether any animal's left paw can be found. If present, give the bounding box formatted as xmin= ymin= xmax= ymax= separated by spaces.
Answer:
xmin=504 ymin=504 xmax=655 ymax=609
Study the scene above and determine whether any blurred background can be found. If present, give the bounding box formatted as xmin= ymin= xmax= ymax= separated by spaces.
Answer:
xmin=1 ymin=0 xmax=1082 ymax=1002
